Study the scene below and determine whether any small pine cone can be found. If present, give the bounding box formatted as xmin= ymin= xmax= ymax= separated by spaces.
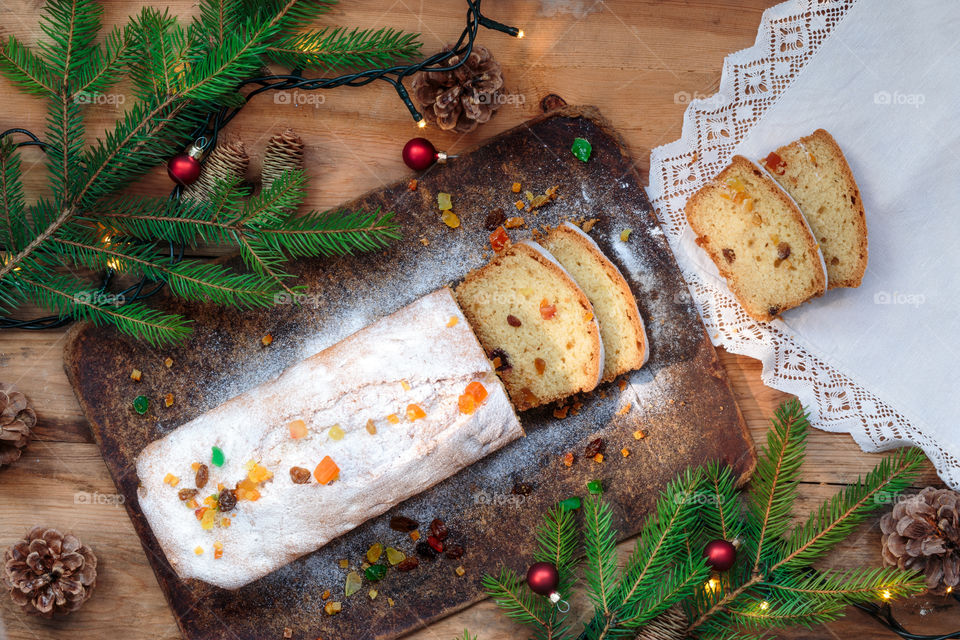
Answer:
xmin=0 ymin=382 xmax=36 ymax=469
xmin=181 ymin=136 xmax=249 ymax=203
xmin=880 ymin=486 xmax=960 ymax=595
xmin=3 ymin=527 xmax=97 ymax=617
xmin=634 ymin=605 xmax=690 ymax=640
xmin=261 ymin=129 xmax=305 ymax=191
xmin=411 ymin=44 xmax=505 ymax=133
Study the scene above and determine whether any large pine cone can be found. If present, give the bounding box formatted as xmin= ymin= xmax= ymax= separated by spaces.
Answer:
xmin=182 ymin=136 xmax=249 ymax=203
xmin=880 ymin=486 xmax=960 ymax=595
xmin=3 ymin=527 xmax=97 ymax=617
xmin=0 ymin=382 xmax=35 ymax=469
xmin=411 ymin=44 xmax=504 ymax=133
xmin=261 ymin=129 xmax=305 ymax=192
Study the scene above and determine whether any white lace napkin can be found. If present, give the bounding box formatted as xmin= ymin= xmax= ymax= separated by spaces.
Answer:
xmin=647 ymin=0 xmax=960 ymax=488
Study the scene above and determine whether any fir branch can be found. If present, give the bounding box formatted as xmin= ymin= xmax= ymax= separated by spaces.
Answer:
xmin=723 ymin=596 xmax=847 ymax=630
xmin=699 ymin=462 xmax=744 ymax=543
xmin=583 ymin=493 xmax=619 ymax=617
xmin=533 ymin=504 xmax=580 ymax=594
xmin=196 ymin=0 xmax=244 ymax=47
xmin=777 ymin=447 xmax=925 ymax=571
xmin=37 ymin=0 xmax=102 ymax=83
xmin=0 ymin=141 xmax=28 ymax=251
xmin=267 ymin=27 xmax=422 ymax=71
xmin=0 ymin=35 xmax=58 ymax=96
xmin=745 ymin=398 xmax=809 ymax=574
xmin=620 ymin=556 xmax=710 ymax=628
xmin=482 ymin=567 xmax=553 ymax=629
xmin=250 ymin=0 xmax=337 ymax=31
xmin=764 ymin=567 xmax=926 ymax=605
xmin=72 ymin=24 xmax=129 ymax=99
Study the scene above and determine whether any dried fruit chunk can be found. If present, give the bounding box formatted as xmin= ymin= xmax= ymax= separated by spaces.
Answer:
xmin=328 ymin=424 xmax=345 ymax=441
xmin=430 ymin=519 xmax=449 ymax=541
xmin=511 ymin=182 xmax=521 ymax=193
xmin=211 ymin=446 xmax=225 ymax=467
xmin=455 ymin=566 xmax=466 ymax=576
xmin=504 ymin=216 xmax=524 ymax=229
xmin=416 ymin=541 xmax=438 ymax=560
xmin=387 ymin=414 xmax=400 ymax=424
xmin=314 ymin=456 xmax=340 ymax=485
xmin=484 ymin=207 xmax=506 ymax=231
xmin=133 ymin=395 xmax=149 ymax=414
xmin=218 ymin=489 xmax=237 ymax=512
xmin=764 ymin=151 xmax=786 ymax=175
xmin=213 ymin=541 xmax=223 ymax=560
xmin=365 ymin=419 xmax=377 ymax=435
xmin=458 ymin=393 xmax=476 ymax=415
xmin=324 ymin=601 xmax=342 ymax=615
xmin=489 ymin=226 xmax=510 ymax=252
xmin=534 ymin=358 xmax=546 ymax=375
xmin=396 ymin=557 xmax=419 ymax=572
xmin=261 ymin=333 xmax=273 ymax=347
xmin=344 ymin=571 xmax=362 ymax=597
xmin=200 ymin=508 xmax=217 ymax=530
xmin=571 ymin=137 xmax=592 ymax=162
xmin=406 ymin=403 xmax=426 ymax=421
xmin=389 ymin=516 xmax=418 ymax=532
xmin=386 ymin=547 xmax=406 ymax=565
xmin=445 ymin=544 xmax=464 ymax=559
xmin=584 ymin=437 xmax=606 ymax=458
xmin=130 ymin=369 xmax=142 ymax=382
xmin=178 ymin=488 xmax=198 ymax=501
xmin=441 ymin=210 xmax=460 ymax=228
xmin=465 ymin=381 xmax=488 ymax=404
xmin=195 ymin=464 xmax=209 ymax=489
xmin=506 ymin=314 xmax=522 ymax=327
xmin=437 ymin=192 xmax=453 ymax=210
xmin=163 ymin=473 xmax=179 ymax=487
xmin=539 ymin=299 xmax=557 ymax=320
xmin=365 ymin=564 xmax=387 ymax=581
xmin=290 ymin=466 xmax=311 ymax=484
xmin=562 ymin=452 xmax=574 ymax=467
xmin=288 ymin=419 xmax=308 ymax=439
xmin=164 ymin=393 xmax=174 ymax=407
xmin=367 ymin=543 xmax=383 ymax=564
xmin=426 ymin=535 xmax=444 ymax=553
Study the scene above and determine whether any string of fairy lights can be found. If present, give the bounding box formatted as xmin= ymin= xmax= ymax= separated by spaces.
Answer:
xmin=0 ymin=0 xmax=523 ymax=330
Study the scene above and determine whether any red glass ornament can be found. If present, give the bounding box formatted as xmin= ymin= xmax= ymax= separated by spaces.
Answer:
xmin=167 ymin=144 xmax=204 ymax=186
xmin=401 ymin=137 xmax=454 ymax=171
xmin=526 ymin=561 xmax=560 ymax=596
xmin=703 ymin=539 xmax=737 ymax=572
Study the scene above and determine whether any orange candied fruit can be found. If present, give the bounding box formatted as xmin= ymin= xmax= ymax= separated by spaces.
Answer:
xmin=194 ymin=546 xmax=204 ymax=556
xmin=288 ymin=419 xmax=308 ymax=439
xmin=514 ymin=200 xmax=525 ymax=210
xmin=247 ymin=463 xmax=273 ymax=484
xmin=314 ymin=455 xmax=340 ymax=485
xmin=562 ymin=452 xmax=574 ymax=467
xmin=489 ymin=226 xmax=510 ymax=252
xmin=539 ymin=299 xmax=557 ymax=320
xmin=221 ymin=517 xmax=232 ymax=528
xmin=511 ymin=182 xmax=521 ymax=193
xmin=446 ymin=316 xmax=459 ymax=327
xmin=195 ymin=507 xmax=207 ymax=521
xmin=764 ymin=151 xmax=786 ymax=175
xmin=191 ymin=462 xmax=201 ymax=471
xmin=406 ymin=403 xmax=426 ymax=421
xmin=465 ymin=381 xmax=488 ymax=404
xmin=387 ymin=413 xmax=400 ymax=425
xmin=163 ymin=473 xmax=179 ymax=487
xmin=504 ymin=216 xmax=524 ymax=229
xmin=213 ymin=541 xmax=223 ymax=560
xmin=534 ymin=358 xmax=546 ymax=375
xmin=408 ymin=178 xmax=418 ymax=191
xmin=458 ymin=393 xmax=475 ymax=415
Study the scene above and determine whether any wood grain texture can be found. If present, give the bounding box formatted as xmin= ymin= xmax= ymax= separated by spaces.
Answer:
xmin=0 ymin=1 xmax=955 ymax=639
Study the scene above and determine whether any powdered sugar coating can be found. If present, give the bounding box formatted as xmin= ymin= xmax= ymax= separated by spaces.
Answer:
xmin=136 ymin=288 xmax=522 ymax=589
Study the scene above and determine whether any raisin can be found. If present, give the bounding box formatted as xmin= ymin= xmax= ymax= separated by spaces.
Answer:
xmin=427 ymin=536 xmax=445 ymax=554
xmin=777 ymin=242 xmax=791 ymax=260
xmin=396 ymin=557 xmax=419 ymax=571
xmin=290 ymin=466 xmax=311 ymax=484
xmin=195 ymin=464 xmax=209 ymax=489
xmin=506 ymin=314 xmax=522 ymax=327
xmin=416 ymin=541 xmax=438 ymax=559
xmin=218 ymin=489 xmax=237 ymax=512
xmin=390 ymin=516 xmax=419 ymax=532
xmin=511 ymin=482 xmax=532 ymax=496
xmin=722 ymin=248 xmax=736 ymax=263
xmin=490 ymin=348 xmax=512 ymax=372
xmin=584 ymin=437 xmax=606 ymax=458
xmin=445 ymin=544 xmax=464 ymax=560
xmin=178 ymin=488 xmax=198 ymax=501
xmin=484 ymin=207 xmax=506 ymax=231
xmin=767 ymin=305 xmax=781 ymax=317
xmin=831 ymin=256 xmax=840 ymax=266
xmin=430 ymin=518 xmax=449 ymax=541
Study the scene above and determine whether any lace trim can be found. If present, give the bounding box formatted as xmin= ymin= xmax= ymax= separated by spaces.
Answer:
xmin=645 ymin=0 xmax=960 ymax=489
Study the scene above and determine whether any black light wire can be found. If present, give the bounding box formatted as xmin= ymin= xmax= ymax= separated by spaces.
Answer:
xmin=0 ymin=0 xmax=519 ymax=331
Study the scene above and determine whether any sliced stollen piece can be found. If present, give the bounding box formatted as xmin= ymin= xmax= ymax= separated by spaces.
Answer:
xmin=541 ymin=222 xmax=648 ymax=382
xmin=761 ymin=129 xmax=868 ymax=288
xmin=685 ymin=155 xmax=827 ymax=322
xmin=136 ymin=288 xmax=523 ymax=590
xmin=456 ymin=241 xmax=603 ymax=411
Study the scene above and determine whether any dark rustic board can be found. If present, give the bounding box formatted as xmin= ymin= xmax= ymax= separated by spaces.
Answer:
xmin=63 ymin=106 xmax=755 ymax=640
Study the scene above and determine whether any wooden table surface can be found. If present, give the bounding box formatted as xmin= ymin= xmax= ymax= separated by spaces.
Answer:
xmin=1 ymin=1 xmax=957 ymax=639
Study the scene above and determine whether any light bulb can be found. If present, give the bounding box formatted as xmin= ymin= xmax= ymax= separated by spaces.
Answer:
xmin=759 ymin=601 xmax=769 ymax=611
xmin=517 ymin=29 xmax=525 ymax=39
xmin=881 ymin=589 xmax=892 ymax=600
xmin=417 ymin=119 xmax=427 ymax=129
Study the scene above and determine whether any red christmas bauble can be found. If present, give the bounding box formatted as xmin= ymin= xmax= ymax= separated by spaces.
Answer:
xmin=402 ymin=137 xmax=439 ymax=171
xmin=703 ymin=539 xmax=737 ymax=572
xmin=167 ymin=152 xmax=202 ymax=186
xmin=526 ymin=561 xmax=560 ymax=596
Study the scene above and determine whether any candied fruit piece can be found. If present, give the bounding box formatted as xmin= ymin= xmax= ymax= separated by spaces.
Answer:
xmin=724 ymin=176 xmax=746 ymax=192
xmin=525 ymin=190 xmax=535 ymax=202
xmin=620 ymin=228 xmax=632 ymax=242
xmin=446 ymin=316 xmax=458 ymax=327
xmin=396 ymin=557 xmax=419 ymax=572
xmin=246 ymin=488 xmax=262 ymax=501
xmin=562 ymin=452 xmax=574 ymax=467
xmin=328 ymin=424 xmax=345 ymax=441
xmin=338 ymin=559 xmax=349 ymax=569
xmin=248 ymin=463 xmax=273 ymax=483
xmin=290 ymin=466 xmax=311 ymax=484
xmin=764 ymin=151 xmax=786 ymax=174
xmin=387 ymin=414 xmax=400 ymax=425
xmin=408 ymin=178 xmax=418 ymax=191
xmin=344 ymin=571 xmax=362 ymax=597
xmin=437 ymin=192 xmax=453 ymax=210
xmin=163 ymin=473 xmax=179 ymax=487
xmin=489 ymin=226 xmax=510 ymax=252
xmin=539 ymin=299 xmax=557 ymax=320
xmin=410 ymin=530 xmax=420 ymax=542
xmin=367 ymin=543 xmax=383 ymax=564
xmin=365 ymin=419 xmax=377 ymax=435
xmin=621 ymin=447 xmax=631 ymax=458
xmin=314 ymin=456 xmax=339 ymax=485
xmin=511 ymin=182 xmax=521 ymax=193
xmin=365 ymin=564 xmax=387 ymax=581
xmin=164 ymin=393 xmax=174 ymax=407
xmin=178 ymin=488 xmax=198 ymax=501
xmin=465 ymin=381 xmax=488 ymax=403
xmin=593 ymin=453 xmax=604 ymax=463
xmin=441 ymin=210 xmax=460 ymax=228
xmin=201 ymin=509 xmax=216 ymax=530
xmin=133 ymin=395 xmax=149 ymax=415
xmin=130 ymin=369 xmax=142 ymax=382
xmin=514 ymin=200 xmax=525 ymax=210
xmin=211 ymin=446 xmax=225 ymax=467
xmin=505 ymin=216 xmax=524 ymax=229
xmin=458 ymin=393 xmax=476 ymax=415
xmin=261 ymin=333 xmax=273 ymax=346
xmin=324 ymin=601 xmax=342 ymax=616
xmin=386 ymin=547 xmax=406 ymax=565
xmin=288 ymin=419 xmax=308 ymax=439
xmin=633 ymin=429 xmax=646 ymax=440
xmin=445 ymin=544 xmax=464 ymax=559
xmin=587 ymin=479 xmax=603 ymax=495
xmin=406 ymin=403 xmax=426 ymax=421
xmin=368 ymin=589 xmax=378 ymax=600
xmin=427 ymin=536 xmax=444 ymax=553
xmin=534 ymin=358 xmax=546 ymax=375
xmin=455 ymin=566 xmax=466 ymax=576
xmin=222 ymin=517 xmax=231 ymax=527
xmin=213 ymin=541 xmax=223 ymax=559
xmin=571 ymin=137 xmax=592 ymax=162
xmin=194 ymin=546 xmax=204 ymax=556
xmin=400 ymin=380 xmax=411 ymax=391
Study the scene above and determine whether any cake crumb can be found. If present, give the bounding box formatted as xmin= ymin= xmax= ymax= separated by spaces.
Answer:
xmin=616 ymin=403 xmax=631 ymax=416
xmin=419 ymin=237 xmax=430 ymax=246
xmin=582 ymin=218 xmax=598 ymax=233
xmin=621 ymin=448 xmax=630 ymax=458
xmin=164 ymin=357 xmax=173 ymax=368
xmin=131 ymin=368 xmax=142 ymax=382
xmin=261 ymin=333 xmax=273 ymax=347
xmin=455 ymin=566 xmax=466 ymax=576
xmin=618 ymin=379 xmax=627 ymax=391
xmin=283 ymin=628 xmax=293 ymax=639
xmin=562 ymin=452 xmax=574 ymax=467
xmin=633 ymin=430 xmax=646 ymax=440
xmin=593 ymin=453 xmax=604 ymax=464
xmin=553 ymin=406 xmax=570 ymax=420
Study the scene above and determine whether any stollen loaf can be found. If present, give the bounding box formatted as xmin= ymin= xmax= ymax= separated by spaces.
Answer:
xmin=136 ymin=287 xmax=523 ymax=590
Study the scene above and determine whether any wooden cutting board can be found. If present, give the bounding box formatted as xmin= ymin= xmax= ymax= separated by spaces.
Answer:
xmin=63 ymin=106 xmax=755 ymax=640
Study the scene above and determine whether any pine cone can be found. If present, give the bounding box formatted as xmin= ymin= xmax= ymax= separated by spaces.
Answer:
xmin=261 ymin=129 xmax=305 ymax=191
xmin=411 ymin=44 xmax=504 ymax=133
xmin=3 ymin=527 xmax=97 ymax=617
xmin=0 ymin=382 xmax=36 ymax=469
xmin=634 ymin=605 xmax=690 ymax=640
xmin=182 ymin=136 xmax=249 ymax=203
xmin=880 ymin=486 xmax=960 ymax=595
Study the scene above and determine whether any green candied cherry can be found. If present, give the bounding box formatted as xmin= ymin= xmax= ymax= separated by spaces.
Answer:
xmin=571 ymin=137 xmax=592 ymax=162
xmin=133 ymin=395 xmax=149 ymax=414
xmin=211 ymin=446 xmax=225 ymax=467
